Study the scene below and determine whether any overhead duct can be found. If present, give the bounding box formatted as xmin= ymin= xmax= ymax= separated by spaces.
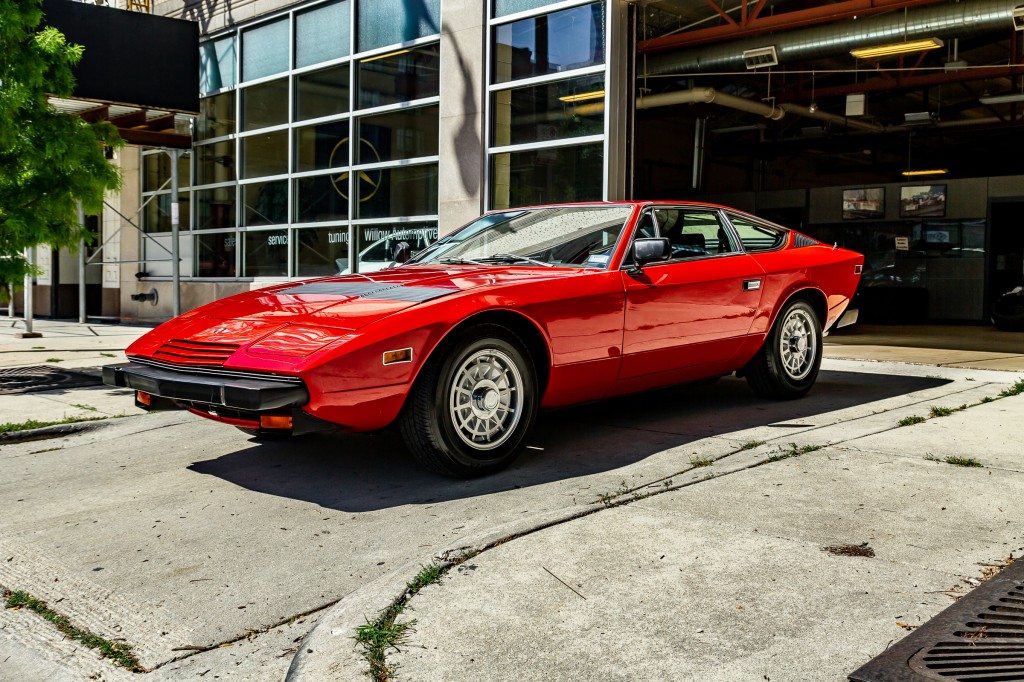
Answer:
xmin=636 ymin=87 xmax=890 ymax=131
xmin=636 ymin=87 xmax=785 ymax=120
xmin=644 ymin=0 xmax=1024 ymax=77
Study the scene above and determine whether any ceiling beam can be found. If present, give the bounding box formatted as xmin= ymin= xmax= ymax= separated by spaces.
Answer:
xmin=116 ymin=128 xmax=191 ymax=149
xmin=77 ymin=105 xmax=109 ymax=123
xmin=639 ymin=0 xmax=944 ymax=54
xmin=107 ymin=110 xmax=147 ymax=128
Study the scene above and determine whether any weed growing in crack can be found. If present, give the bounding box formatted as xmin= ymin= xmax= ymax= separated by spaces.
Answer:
xmin=689 ymin=457 xmax=714 ymax=468
xmin=943 ymin=456 xmax=983 ymax=468
xmin=999 ymin=379 xmax=1024 ymax=398
xmin=898 ymin=415 xmax=926 ymax=427
xmin=764 ymin=443 xmax=821 ymax=463
xmin=929 ymin=406 xmax=956 ymax=417
xmin=355 ymin=552 xmax=477 ymax=682
xmin=740 ymin=440 xmax=765 ymax=450
xmin=3 ymin=591 xmax=144 ymax=671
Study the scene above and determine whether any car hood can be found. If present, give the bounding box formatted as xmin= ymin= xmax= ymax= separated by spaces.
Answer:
xmin=127 ymin=266 xmax=584 ymax=362
xmin=195 ymin=266 xmax=575 ymax=329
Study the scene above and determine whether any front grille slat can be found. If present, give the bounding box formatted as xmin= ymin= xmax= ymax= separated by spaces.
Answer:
xmin=154 ymin=339 xmax=239 ymax=367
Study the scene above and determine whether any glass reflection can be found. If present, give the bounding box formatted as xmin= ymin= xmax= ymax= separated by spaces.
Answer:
xmin=490 ymin=143 xmax=602 ymax=210
xmin=243 ymin=180 xmax=288 ymax=226
xmin=358 ymin=43 xmax=439 ymax=109
xmin=296 ymin=65 xmax=350 ymax=121
xmin=295 ymin=226 xmax=350 ymax=276
xmin=358 ymin=105 xmax=438 ymax=162
xmin=195 ymin=187 xmax=236 ymax=230
xmin=295 ymin=173 xmax=350 ymax=223
xmin=244 ymin=229 xmax=289 ymax=277
xmin=242 ymin=78 xmax=288 ymax=131
xmin=493 ymin=3 xmax=605 ymax=84
xmin=195 ymin=233 xmax=237 ymax=277
xmin=356 ymin=164 xmax=438 ymax=219
xmin=492 ymin=74 xmax=604 ymax=147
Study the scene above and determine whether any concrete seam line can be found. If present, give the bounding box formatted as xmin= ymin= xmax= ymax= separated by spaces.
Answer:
xmin=0 ymin=421 xmax=106 ymax=445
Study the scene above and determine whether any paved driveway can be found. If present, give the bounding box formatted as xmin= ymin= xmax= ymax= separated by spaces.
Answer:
xmin=0 ymin=359 xmax=1014 ymax=680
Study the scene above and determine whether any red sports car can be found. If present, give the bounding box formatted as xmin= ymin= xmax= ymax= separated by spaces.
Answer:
xmin=104 ymin=202 xmax=863 ymax=476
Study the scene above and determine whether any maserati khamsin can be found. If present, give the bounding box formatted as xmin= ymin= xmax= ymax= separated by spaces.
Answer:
xmin=104 ymin=202 xmax=863 ymax=477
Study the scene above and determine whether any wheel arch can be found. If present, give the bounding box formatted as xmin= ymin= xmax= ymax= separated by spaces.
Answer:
xmin=774 ymin=286 xmax=827 ymax=330
xmin=412 ymin=308 xmax=552 ymax=400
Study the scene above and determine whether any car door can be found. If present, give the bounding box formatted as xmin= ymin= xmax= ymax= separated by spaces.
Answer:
xmin=618 ymin=207 xmax=766 ymax=380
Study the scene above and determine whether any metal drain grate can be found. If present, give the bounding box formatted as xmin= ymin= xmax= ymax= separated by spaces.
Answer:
xmin=0 ymin=365 xmax=104 ymax=395
xmin=850 ymin=559 xmax=1024 ymax=682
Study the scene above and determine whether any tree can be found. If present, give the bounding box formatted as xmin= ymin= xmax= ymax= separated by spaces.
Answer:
xmin=0 ymin=0 xmax=123 ymax=302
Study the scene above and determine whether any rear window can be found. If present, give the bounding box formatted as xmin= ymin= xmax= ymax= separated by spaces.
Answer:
xmin=726 ymin=213 xmax=788 ymax=252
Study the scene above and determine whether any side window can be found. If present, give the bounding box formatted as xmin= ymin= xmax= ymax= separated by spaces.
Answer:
xmin=727 ymin=213 xmax=788 ymax=252
xmin=658 ymin=209 xmax=737 ymax=259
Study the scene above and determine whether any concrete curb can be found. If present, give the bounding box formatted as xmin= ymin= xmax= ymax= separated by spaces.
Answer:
xmin=282 ymin=501 xmax=606 ymax=681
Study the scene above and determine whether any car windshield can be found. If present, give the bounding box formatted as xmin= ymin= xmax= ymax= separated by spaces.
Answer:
xmin=407 ymin=206 xmax=634 ymax=269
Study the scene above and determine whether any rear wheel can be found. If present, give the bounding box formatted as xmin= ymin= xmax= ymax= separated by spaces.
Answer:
xmin=399 ymin=325 xmax=538 ymax=477
xmin=745 ymin=299 xmax=822 ymax=400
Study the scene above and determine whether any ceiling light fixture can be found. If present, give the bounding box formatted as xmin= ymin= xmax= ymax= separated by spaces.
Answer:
xmin=558 ymin=90 xmax=606 ymax=103
xmin=850 ymin=37 xmax=943 ymax=60
xmin=979 ymin=92 xmax=1024 ymax=104
xmin=901 ymin=169 xmax=948 ymax=176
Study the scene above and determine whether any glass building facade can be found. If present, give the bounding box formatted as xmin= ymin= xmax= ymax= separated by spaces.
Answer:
xmin=140 ymin=0 xmax=615 ymax=282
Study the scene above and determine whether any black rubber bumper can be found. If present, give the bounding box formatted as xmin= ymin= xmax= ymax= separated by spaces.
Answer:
xmin=102 ymin=361 xmax=308 ymax=411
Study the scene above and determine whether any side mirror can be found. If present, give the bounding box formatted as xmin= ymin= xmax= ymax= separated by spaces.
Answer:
xmin=632 ymin=238 xmax=671 ymax=268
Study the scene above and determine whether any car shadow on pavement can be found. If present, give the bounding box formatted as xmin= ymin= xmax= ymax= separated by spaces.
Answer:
xmin=187 ymin=370 xmax=948 ymax=512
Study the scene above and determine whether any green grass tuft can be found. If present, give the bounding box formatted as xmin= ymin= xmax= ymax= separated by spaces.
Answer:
xmin=4 ymin=591 xmax=144 ymax=671
xmin=740 ymin=440 xmax=765 ymax=450
xmin=0 ymin=416 xmax=106 ymax=435
xmin=45 ymin=358 xmax=62 ymax=363
xmin=944 ymin=456 xmax=983 ymax=467
xmin=355 ymin=552 xmax=478 ymax=681
xmin=929 ymin=406 xmax=955 ymax=417
xmin=999 ymin=379 xmax=1024 ymax=398
xmin=689 ymin=457 xmax=714 ymax=468
xmin=898 ymin=415 xmax=926 ymax=427
xmin=764 ymin=442 xmax=821 ymax=463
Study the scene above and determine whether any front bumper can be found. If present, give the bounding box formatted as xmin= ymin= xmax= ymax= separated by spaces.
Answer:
xmin=102 ymin=361 xmax=308 ymax=411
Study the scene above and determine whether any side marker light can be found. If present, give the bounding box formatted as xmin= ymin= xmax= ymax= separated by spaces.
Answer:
xmin=383 ymin=348 xmax=413 ymax=365
xmin=136 ymin=391 xmax=152 ymax=406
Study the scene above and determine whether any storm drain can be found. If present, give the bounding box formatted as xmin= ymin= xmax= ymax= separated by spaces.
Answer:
xmin=850 ymin=559 xmax=1024 ymax=682
xmin=0 ymin=365 xmax=103 ymax=395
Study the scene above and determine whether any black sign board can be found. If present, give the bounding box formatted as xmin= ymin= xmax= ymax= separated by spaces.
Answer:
xmin=41 ymin=0 xmax=199 ymax=114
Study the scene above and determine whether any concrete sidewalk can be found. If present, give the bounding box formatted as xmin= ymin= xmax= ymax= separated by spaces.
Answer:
xmin=288 ymin=370 xmax=1024 ymax=682
xmin=0 ymin=318 xmax=152 ymax=427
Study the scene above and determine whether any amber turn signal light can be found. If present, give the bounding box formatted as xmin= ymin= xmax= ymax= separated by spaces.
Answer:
xmin=260 ymin=414 xmax=293 ymax=430
xmin=136 ymin=391 xmax=152 ymax=406
xmin=382 ymin=348 xmax=413 ymax=365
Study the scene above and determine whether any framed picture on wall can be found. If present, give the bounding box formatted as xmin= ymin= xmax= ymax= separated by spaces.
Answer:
xmin=900 ymin=185 xmax=946 ymax=218
xmin=842 ymin=187 xmax=885 ymax=220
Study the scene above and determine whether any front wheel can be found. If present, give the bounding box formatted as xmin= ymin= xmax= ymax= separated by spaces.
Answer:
xmin=745 ymin=299 xmax=822 ymax=400
xmin=399 ymin=325 xmax=538 ymax=477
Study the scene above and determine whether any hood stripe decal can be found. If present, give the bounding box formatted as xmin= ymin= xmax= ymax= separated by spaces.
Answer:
xmin=281 ymin=282 xmax=455 ymax=303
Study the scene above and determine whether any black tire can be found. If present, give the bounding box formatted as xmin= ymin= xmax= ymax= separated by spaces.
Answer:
xmin=745 ymin=299 xmax=822 ymax=400
xmin=399 ymin=324 xmax=538 ymax=477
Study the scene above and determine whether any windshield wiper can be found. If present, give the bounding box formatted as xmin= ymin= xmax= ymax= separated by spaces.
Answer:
xmin=479 ymin=253 xmax=555 ymax=268
xmin=439 ymin=257 xmax=487 ymax=266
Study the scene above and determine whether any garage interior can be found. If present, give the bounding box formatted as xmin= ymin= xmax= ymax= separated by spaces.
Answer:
xmin=629 ymin=0 xmax=1024 ymax=326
